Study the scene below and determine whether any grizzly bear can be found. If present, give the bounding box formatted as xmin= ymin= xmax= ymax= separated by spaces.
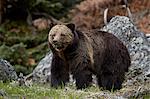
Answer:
xmin=48 ymin=23 xmax=130 ymax=90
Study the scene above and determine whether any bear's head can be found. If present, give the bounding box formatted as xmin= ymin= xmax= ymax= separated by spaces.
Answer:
xmin=48 ymin=23 xmax=75 ymax=52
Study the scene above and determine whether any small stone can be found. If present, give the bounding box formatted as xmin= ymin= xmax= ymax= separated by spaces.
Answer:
xmin=18 ymin=73 xmax=25 ymax=86
xmin=0 ymin=89 xmax=7 ymax=97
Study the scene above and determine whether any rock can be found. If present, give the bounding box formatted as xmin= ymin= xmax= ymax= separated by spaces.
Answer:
xmin=0 ymin=59 xmax=18 ymax=82
xmin=18 ymin=73 xmax=26 ymax=86
xmin=146 ymin=33 xmax=150 ymax=39
xmin=86 ymin=92 xmax=125 ymax=99
xmin=26 ymin=52 xmax=52 ymax=83
xmin=102 ymin=16 xmax=150 ymax=84
xmin=0 ymin=89 xmax=7 ymax=97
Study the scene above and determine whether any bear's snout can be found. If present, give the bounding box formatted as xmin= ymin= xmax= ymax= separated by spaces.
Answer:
xmin=53 ymin=41 xmax=60 ymax=46
xmin=52 ymin=41 xmax=64 ymax=50
xmin=52 ymin=40 xmax=58 ymax=44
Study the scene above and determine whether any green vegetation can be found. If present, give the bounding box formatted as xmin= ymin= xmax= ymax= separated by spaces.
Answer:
xmin=0 ymin=21 xmax=49 ymax=75
xmin=4 ymin=0 xmax=82 ymax=20
xmin=27 ymin=0 xmax=82 ymax=19
xmin=0 ymin=82 xmax=100 ymax=99
xmin=1 ymin=82 xmax=149 ymax=99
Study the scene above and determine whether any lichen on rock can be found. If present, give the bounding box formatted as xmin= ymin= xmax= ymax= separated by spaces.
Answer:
xmin=0 ymin=59 xmax=18 ymax=82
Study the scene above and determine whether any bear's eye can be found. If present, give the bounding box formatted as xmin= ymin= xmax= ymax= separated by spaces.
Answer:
xmin=50 ymin=34 xmax=55 ymax=37
xmin=61 ymin=34 xmax=65 ymax=36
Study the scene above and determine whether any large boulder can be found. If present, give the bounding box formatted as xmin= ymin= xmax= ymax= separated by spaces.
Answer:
xmin=102 ymin=16 xmax=150 ymax=84
xmin=0 ymin=59 xmax=18 ymax=82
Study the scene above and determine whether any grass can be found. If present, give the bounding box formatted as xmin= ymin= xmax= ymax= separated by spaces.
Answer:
xmin=0 ymin=82 xmax=100 ymax=99
xmin=0 ymin=81 xmax=149 ymax=99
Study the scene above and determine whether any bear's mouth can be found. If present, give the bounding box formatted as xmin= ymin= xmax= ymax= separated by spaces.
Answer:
xmin=56 ymin=46 xmax=64 ymax=50
xmin=54 ymin=44 xmax=65 ymax=51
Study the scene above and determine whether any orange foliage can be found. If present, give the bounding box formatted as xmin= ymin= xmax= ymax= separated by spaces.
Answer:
xmin=137 ymin=15 xmax=150 ymax=34
xmin=69 ymin=0 xmax=150 ymax=33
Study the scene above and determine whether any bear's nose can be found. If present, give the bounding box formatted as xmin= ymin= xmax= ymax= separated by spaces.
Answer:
xmin=53 ymin=40 xmax=57 ymax=44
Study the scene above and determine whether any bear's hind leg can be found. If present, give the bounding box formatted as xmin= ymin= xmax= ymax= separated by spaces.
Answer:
xmin=97 ymin=74 xmax=124 ymax=91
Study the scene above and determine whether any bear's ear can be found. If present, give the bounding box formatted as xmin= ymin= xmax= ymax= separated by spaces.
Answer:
xmin=66 ymin=23 xmax=75 ymax=31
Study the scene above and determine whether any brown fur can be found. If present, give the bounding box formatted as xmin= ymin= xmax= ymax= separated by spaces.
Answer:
xmin=49 ymin=25 xmax=74 ymax=52
xmin=49 ymin=24 xmax=131 ymax=90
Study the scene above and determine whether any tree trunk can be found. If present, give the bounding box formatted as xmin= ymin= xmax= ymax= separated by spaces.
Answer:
xmin=0 ymin=0 xmax=4 ymax=24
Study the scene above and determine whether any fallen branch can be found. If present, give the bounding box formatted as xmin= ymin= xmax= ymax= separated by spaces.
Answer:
xmin=104 ymin=0 xmax=133 ymax=25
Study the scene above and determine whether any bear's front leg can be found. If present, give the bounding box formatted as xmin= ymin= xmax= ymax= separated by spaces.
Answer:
xmin=51 ymin=70 xmax=69 ymax=88
xmin=51 ymin=55 xmax=69 ymax=88
xmin=73 ymin=68 xmax=92 ymax=89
